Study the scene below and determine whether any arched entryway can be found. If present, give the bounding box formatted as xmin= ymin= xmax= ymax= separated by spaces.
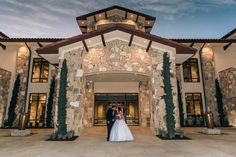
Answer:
xmin=83 ymin=72 xmax=151 ymax=128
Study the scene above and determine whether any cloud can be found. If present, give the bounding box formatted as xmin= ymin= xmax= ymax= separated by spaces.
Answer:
xmin=0 ymin=0 xmax=235 ymax=38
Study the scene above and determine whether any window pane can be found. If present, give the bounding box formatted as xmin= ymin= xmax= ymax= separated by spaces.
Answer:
xmin=183 ymin=64 xmax=191 ymax=82
xmin=28 ymin=93 xmax=47 ymax=127
xmin=107 ymin=94 xmax=125 ymax=101
xmin=40 ymin=63 xmax=49 ymax=79
xmin=194 ymin=101 xmax=202 ymax=116
xmin=29 ymin=102 xmax=37 ymax=127
xmin=183 ymin=59 xmax=200 ymax=82
xmin=126 ymin=94 xmax=138 ymax=100
xmin=31 ymin=58 xmax=49 ymax=83
xmin=32 ymin=62 xmax=40 ymax=79
xmin=95 ymin=94 xmax=107 ymax=100
xmin=191 ymin=62 xmax=199 ymax=82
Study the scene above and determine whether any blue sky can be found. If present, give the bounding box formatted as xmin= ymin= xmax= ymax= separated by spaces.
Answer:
xmin=0 ymin=0 xmax=236 ymax=38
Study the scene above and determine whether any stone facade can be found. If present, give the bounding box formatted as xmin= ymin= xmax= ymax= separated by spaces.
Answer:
xmin=219 ymin=67 xmax=236 ymax=126
xmin=139 ymin=81 xmax=151 ymax=127
xmin=14 ymin=47 xmax=30 ymax=126
xmin=57 ymin=39 xmax=180 ymax=135
xmin=201 ymin=49 xmax=219 ymax=125
xmin=0 ymin=68 xmax=11 ymax=127
xmin=83 ymin=40 xmax=152 ymax=74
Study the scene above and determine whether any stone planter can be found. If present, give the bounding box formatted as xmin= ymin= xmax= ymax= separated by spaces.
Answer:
xmin=186 ymin=117 xmax=194 ymax=126
xmin=205 ymin=111 xmax=214 ymax=129
xmin=196 ymin=117 xmax=204 ymax=126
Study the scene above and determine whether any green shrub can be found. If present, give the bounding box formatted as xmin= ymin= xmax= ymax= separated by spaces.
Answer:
xmin=49 ymin=130 xmax=75 ymax=140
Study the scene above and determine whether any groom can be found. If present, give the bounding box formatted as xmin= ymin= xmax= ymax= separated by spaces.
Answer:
xmin=106 ymin=104 xmax=117 ymax=141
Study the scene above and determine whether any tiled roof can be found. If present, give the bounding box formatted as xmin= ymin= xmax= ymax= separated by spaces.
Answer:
xmin=221 ymin=28 xmax=236 ymax=39
xmin=0 ymin=38 xmax=64 ymax=42
xmin=171 ymin=38 xmax=236 ymax=43
xmin=36 ymin=24 xmax=196 ymax=55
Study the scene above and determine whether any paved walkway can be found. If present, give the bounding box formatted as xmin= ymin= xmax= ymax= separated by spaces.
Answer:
xmin=0 ymin=127 xmax=236 ymax=157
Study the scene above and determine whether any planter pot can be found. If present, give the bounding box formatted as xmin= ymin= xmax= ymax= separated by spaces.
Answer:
xmin=19 ymin=113 xmax=29 ymax=130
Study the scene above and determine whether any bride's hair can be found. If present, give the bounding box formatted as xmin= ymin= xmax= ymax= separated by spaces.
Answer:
xmin=118 ymin=107 xmax=122 ymax=112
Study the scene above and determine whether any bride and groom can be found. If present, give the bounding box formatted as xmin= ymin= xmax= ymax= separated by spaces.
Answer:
xmin=106 ymin=104 xmax=133 ymax=142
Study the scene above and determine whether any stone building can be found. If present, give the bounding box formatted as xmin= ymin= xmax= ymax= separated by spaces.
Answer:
xmin=0 ymin=6 xmax=236 ymax=135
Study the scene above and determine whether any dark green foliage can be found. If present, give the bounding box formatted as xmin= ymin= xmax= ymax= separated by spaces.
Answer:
xmin=46 ymin=77 xmax=55 ymax=127
xmin=177 ymin=78 xmax=184 ymax=127
xmin=162 ymin=52 xmax=176 ymax=139
xmin=6 ymin=74 xmax=20 ymax=127
xmin=215 ymin=79 xmax=227 ymax=126
xmin=49 ymin=130 xmax=75 ymax=141
xmin=57 ymin=59 xmax=68 ymax=135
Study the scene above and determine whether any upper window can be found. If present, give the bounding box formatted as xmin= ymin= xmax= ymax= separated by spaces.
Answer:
xmin=31 ymin=58 xmax=49 ymax=83
xmin=183 ymin=58 xmax=200 ymax=82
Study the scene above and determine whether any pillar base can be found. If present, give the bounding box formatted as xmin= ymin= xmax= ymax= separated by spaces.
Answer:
xmin=202 ymin=128 xmax=221 ymax=135
xmin=11 ymin=129 xmax=31 ymax=136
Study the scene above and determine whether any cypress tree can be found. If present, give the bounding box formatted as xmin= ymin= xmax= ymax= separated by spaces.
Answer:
xmin=215 ymin=79 xmax=226 ymax=126
xmin=46 ymin=77 xmax=55 ymax=127
xmin=162 ymin=52 xmax=176 ymax=138
xmin=6 ymin=74 xmax=20 ymax=127
xmin=177 ymin=78 xmax=184 ymax=127
xmin=57 ymin=59 xmax=68 ymax=135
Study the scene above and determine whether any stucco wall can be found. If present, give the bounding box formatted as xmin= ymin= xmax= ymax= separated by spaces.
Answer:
xmin=214 ymin=45 xmax=236 ymax=73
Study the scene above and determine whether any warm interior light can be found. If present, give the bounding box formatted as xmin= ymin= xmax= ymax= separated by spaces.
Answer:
xmin=130 ymin=14 xmax=133 ymax=17
xmin=81 ymin=21 xmax=84 ymax=24
xmin=99 ymin=14 xmax=102 ymax=17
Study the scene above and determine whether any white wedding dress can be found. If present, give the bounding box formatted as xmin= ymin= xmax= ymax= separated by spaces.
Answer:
xmin=109 ymin=114 xmax=134 ymax=142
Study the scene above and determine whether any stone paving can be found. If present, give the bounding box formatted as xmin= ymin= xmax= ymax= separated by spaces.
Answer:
xmin=0 ymin=127 xmax=236 ymax=157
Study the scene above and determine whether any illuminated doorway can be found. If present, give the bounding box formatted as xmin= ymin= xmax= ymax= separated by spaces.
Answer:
xmin=94 ymin=93 xmax=139 ymax=126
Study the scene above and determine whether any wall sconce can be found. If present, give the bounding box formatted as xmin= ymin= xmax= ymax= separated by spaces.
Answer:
xmin=18 ymin=46 xmax=28 ymax=57
xmin=202 ymin=47 xmax=213 ymax=60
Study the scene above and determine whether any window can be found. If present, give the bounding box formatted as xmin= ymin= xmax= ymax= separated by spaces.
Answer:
xmin=183 ymin=58 xmax=200 ymax=82
xmin=31 ymin=58 xmax=49 ymax=83
xmin=185 ymin=93 xmax=204 ymax=126
xmin=28 ymin=93 xmax=47 ymax=127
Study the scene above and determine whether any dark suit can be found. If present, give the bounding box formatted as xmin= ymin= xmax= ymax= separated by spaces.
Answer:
xmin=106 ymin=108 xmax=116 ymax=141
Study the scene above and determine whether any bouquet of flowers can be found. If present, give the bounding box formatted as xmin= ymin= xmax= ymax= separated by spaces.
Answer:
xmin=115 ymin=114 xmax=122 ymax=120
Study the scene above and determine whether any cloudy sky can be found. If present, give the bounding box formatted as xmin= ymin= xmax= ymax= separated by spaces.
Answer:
xmin=0 ymin=0 xmax=236 ymax=38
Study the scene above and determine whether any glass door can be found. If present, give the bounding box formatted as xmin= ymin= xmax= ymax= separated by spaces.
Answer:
xmin=28 ymin=93 xmax=47 ymax=127
xmin=94 ymin=93 xmax=139 ymax=126
xmin=94 ymin=101 xmax=107 ymax=125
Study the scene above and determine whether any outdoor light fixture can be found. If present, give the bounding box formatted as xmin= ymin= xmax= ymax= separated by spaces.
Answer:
xmin=18 ymin=46 xmax=28 ymax=57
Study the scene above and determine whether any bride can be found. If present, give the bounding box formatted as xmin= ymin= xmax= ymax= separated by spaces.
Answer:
xmin=109 ymin=107 xmax=134 ymax=142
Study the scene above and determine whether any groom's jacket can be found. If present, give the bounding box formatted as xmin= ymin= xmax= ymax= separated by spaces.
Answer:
xmin=106 ymin=109 xmax=116 ymax=124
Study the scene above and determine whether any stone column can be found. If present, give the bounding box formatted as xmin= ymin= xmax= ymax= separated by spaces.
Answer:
xmin=150 ymin=49 xmax=180 ymax=134
xmin=201 ymin=47 xmax=219 ymax=125
xmin=139 ymin=80 xmax=150 ymax=127
xmin=57 ymin=48 xmax=86 ymax=136
xmin=84 ymin=80 xmax=94 ymax=127
xmin=14 ymin=46 xmax=30 ymax=127
xmin=0 ymin=68 xmax=11 ymax=127
xmin=219 ymin=67 xmax=236 ymax=126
